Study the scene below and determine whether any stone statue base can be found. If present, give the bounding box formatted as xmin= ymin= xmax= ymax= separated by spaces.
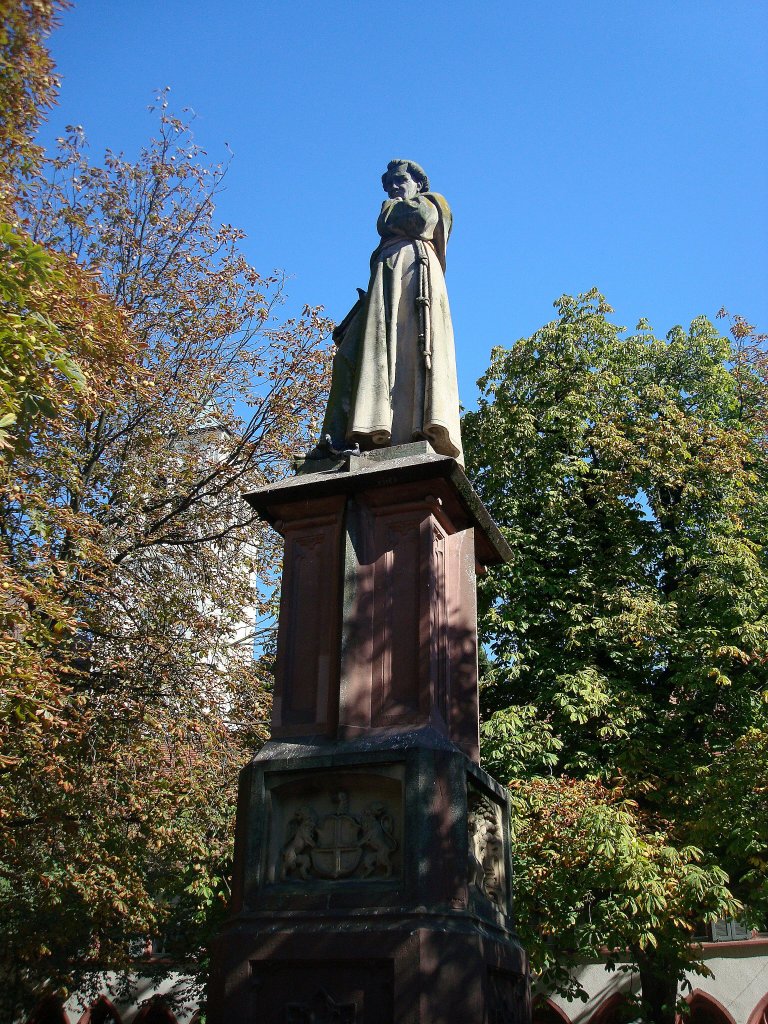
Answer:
xmin=208 ymin=732 xmax=527 ymax=1023
xmin=206 ymin=445 xmax=530 ymax=1023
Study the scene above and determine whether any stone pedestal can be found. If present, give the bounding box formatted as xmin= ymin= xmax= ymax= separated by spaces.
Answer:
xmin=207 ymin=445 xmax=530 ymax=1024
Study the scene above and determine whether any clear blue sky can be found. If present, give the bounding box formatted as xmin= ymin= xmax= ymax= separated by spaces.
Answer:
xmin=41 ymin=1 xmax=767 ymax=410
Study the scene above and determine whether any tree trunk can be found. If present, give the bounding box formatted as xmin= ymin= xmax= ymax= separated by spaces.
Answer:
xmin=638 ymin=954 xmax=679 ymax=1024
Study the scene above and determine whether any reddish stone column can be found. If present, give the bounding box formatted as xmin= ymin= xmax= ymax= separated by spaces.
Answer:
xmin=251 ymin=445 xmax=505 ymax=757
xmin=268 ymin=493 xmax=346 ymax=739
xmin=337 ymin=479 xmax=481 ymax=759
xmin=207 ymin=444 xmax=530 ymax=1024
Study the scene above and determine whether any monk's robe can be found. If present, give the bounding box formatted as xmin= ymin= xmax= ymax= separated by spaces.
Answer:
xmin=322 ymin=191 xmax=463 ymax=465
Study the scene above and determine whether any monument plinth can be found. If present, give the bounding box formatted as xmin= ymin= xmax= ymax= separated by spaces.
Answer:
xmin=207 ymin=445 xmax=530 ymax=1023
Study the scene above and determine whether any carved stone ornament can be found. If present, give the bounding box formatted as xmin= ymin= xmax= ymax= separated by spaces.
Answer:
xmin=281 ymin=791 xmax=398 ymax=882
xmin=467 ymin=790 xmax=504 ymax=904
xmin=285 ymin=989 xmax=357 ymax=1024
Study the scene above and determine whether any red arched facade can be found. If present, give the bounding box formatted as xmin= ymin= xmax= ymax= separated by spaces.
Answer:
xmin=680 ymin=990 xmax=737 ymax=1024
xmin=533 ymin=997 xmax=571 ymax=1024
xmin=132 ymin=1000 xmax=179 ymax=1024
xmin=76 ymin=996 xmax=123 ymax=1024
xmin=26 ymin=997 xmax=70 ymax=1024
xmin=746 ymin=992 xmax=768 ymax=1024
xmin=589 ymin=992 xmax=633 ymax=1024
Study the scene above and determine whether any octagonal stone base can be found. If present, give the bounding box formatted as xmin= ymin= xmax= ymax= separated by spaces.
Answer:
xmin=207 ymin=732 xmax=529 ymax=1023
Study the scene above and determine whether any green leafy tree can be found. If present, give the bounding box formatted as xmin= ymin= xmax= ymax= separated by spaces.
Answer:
xmin=463 ymin=290 xmax=768 ymax=1024
xmin=508 ymin=777 xmax=737 ymax=1013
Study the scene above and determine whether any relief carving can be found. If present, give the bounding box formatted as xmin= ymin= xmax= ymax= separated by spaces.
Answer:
xmin=285 ymin=989 xmax=356 ymax=1024
xmin=281 ymin=805 xmax=318 ymax=881
xmin=468 ymin=790 xmax=505 ymax=904
xmin=280 ymin=791 xmax=398 ymax=882
xmin=360 ymin=801 xmax=397 ymax=878
xmin=311 ymin=791 xmax=363 ymax=879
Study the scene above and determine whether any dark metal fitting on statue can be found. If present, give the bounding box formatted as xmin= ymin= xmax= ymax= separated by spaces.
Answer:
xmin=324 ymin=434 xmax=362 ymax=460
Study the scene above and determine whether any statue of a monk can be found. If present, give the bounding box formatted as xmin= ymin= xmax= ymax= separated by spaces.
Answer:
xmin=310 ymin=159 xmax=463 ymax=465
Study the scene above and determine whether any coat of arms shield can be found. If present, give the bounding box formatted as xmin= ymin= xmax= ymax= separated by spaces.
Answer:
xmin=310 ymin=809 xmax=363 ymax=879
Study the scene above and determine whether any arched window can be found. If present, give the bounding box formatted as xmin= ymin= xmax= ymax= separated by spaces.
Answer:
xmin=26 ymin=997 xmax=70 ymax=1024
xmin=76 ymin=996 xmax=123 ymax=1024
xmin=132 ymin=1000 xmax=178 ymax=1024
xmin=589 ymin=992 xmax=634 ymax=1024
xmin=682 ymin=990 xmax=736 ymax=1024
xmin=747 ymin=992 xmax=768 ymax=1024
xmin=533 ymin=997 xmax=571 ymax=1024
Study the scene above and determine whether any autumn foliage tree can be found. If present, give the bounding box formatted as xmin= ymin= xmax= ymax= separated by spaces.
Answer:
xmin=0 ymin=0 xmax=67 ymax=214
xmin=1 ymin=11 xmax=332 ymax=1017
xmin=463 ymin=291 xmax=768 ymax=1024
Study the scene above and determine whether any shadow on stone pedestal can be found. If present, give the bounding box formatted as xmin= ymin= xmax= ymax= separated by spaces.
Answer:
xmin=207 ymin=445 xmax=530 ymax=1023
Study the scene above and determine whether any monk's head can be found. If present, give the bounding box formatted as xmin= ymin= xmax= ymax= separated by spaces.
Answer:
xmin=382 ymin=159 xmax=429 ymax=200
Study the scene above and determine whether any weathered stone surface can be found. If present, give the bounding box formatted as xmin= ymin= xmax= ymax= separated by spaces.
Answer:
xmin=230 ymin=733 xmax=512 ymax=920
xmin=210 ymin=733 xmax=527 ymax=1023
xmin=208 ymin=448 xmax=530 ymax=1023
xmin=245 ymin=446 xmax=508 ymax=758
xmin=211 ymin=925 xmax=528 ymax=1024
xmin=266 ymin=443 xmax=512 ymax=567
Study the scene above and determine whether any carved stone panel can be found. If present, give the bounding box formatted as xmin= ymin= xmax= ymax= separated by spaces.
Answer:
xmin=286 ymin=989 xmax=356 ymax=1024
xmin=467 ymin=786 xmax=506 ymax=906
xmin=250 ymin=961 xmax=392 ymax=1024
xmin=446 ymin=526 xmax=480 ymax=762
xmin=429 ymin=521 xmax=449 ymax=726
xmin=272 ymin=498 xmax=345 ymax=737
xmin=266 ymin=768 xmax=403 ymax=885
xmin=371 ymin=509 xmax=426 ymax=724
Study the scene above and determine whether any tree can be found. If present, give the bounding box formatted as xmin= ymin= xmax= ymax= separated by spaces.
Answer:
xmin=1 ymin=91 xmax=332 ymax=1022
xmin=0 ymin=0 xmax=88 ymax=451
xmin=463 ymin=290 xmax=768 ymax=1024
xmin=0 ymin=0 xmax=67 ymax=215
xmin=505 ymin=777 xmax=737 ymax=1013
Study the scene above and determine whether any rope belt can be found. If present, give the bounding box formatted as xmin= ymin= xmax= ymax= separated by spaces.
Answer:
xmin=414 ymin=239 xmax=432 ymax=370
